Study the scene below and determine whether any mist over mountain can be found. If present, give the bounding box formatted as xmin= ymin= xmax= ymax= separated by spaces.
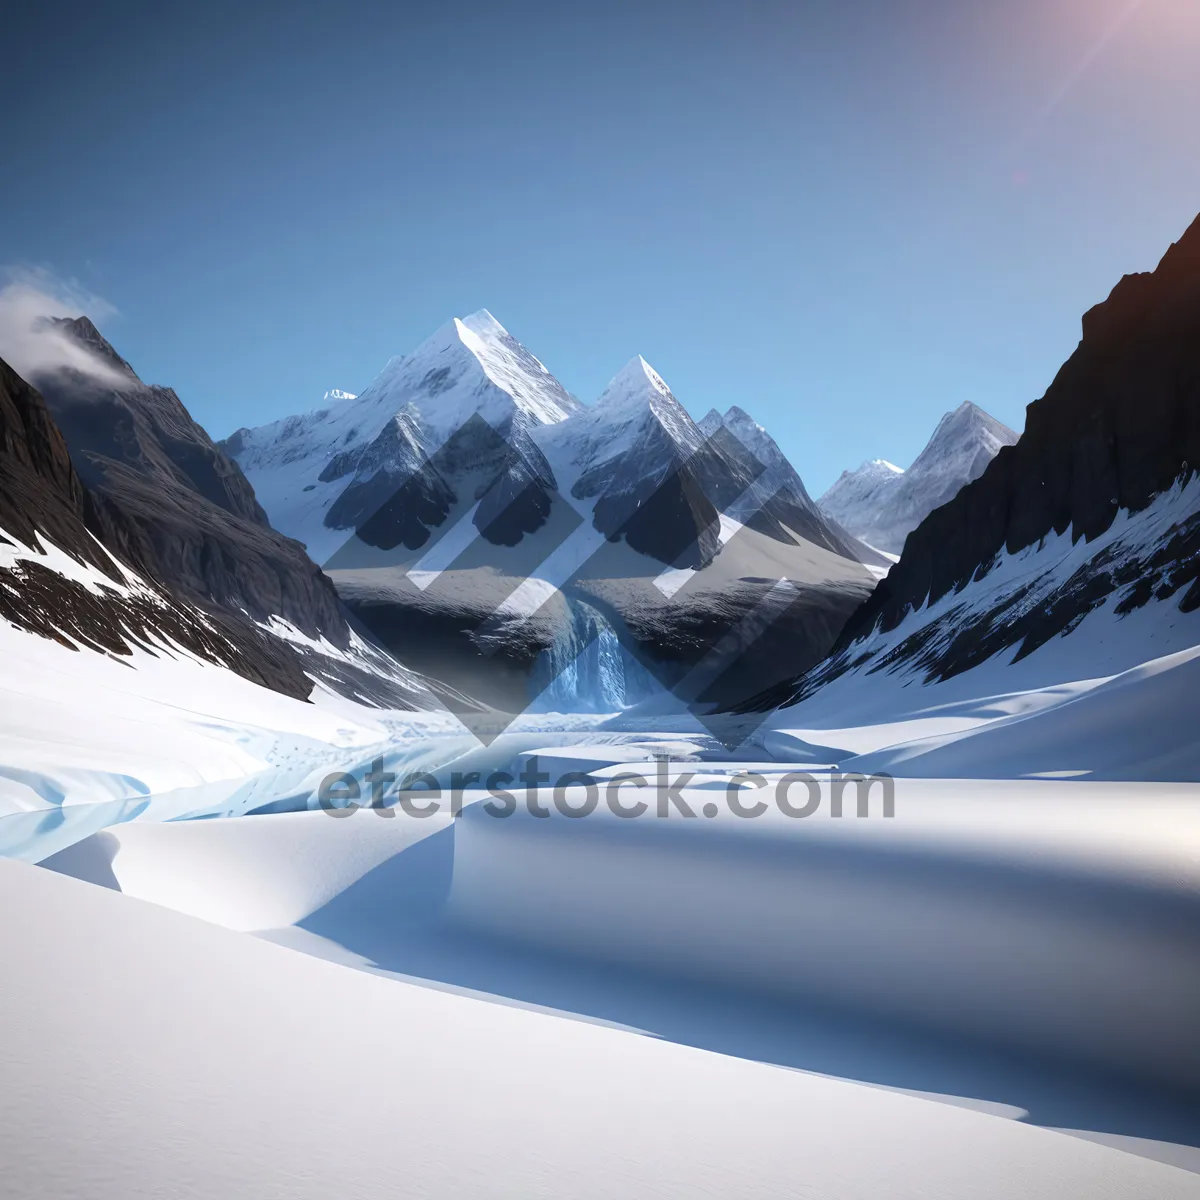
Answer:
xmin=0 ymin=354 xmax=314 ymax=699
xmin=12 ymin=319 xmax=447 ymax=710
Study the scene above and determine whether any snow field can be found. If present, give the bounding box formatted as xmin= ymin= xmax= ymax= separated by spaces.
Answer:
xmin=4 ymin=856 xmax=1198 ymax=1199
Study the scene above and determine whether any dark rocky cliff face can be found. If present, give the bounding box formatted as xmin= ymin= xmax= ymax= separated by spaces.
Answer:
xmin=731 ymin=214 xmax=1200 ymax=716
xmin=0 ymin=357 xmax=313 ymax=698
xmin=839 ymin=212 xmax=1200 ymax=646
xmin=32 ymin=317 xmax=352 ymax=647
xmin=0 ymin=353 xmax=110 ymax=573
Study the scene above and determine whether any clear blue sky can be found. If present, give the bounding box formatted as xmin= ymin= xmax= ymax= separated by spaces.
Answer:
xmin=3 ymin=0 xmax=1198 ymax=495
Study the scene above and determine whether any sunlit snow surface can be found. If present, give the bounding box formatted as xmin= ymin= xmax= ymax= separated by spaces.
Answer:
xmin=756 ymin=477 xmax=1200 ymax=780
xmin=4 ymin=449 xmax=1200 ymax=1191
xmin=33 ymin=774 xmax=1200 ymax=1182
xmin=8 ymin=848 xmax=1200 ymax=1198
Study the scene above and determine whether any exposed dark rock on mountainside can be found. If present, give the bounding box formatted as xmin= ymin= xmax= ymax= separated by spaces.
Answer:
xmin=843 ymin=212 xmax=1200 ymax=645
xmin=34 ymin=317 xmax=351 ymax=646
xmin=0 ymin=355 xmax=109 ymax=572
xmin=737 ymin=213 xmax=1200 ymax=714
xmin=6 ymin=328 xmax=440 ymax=710
xmin=0 ymin=356 xmax=313 ymax=698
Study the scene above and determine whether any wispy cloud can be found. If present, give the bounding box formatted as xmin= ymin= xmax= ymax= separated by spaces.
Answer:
xmin=0 ymin=267 xmax=130 ymax=388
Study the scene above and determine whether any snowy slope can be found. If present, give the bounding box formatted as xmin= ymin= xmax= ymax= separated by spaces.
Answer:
xmin=0 ymin=610 xmax=382 ymax=858
xmin=0 ymin=573 xmax=494 ymax=866
xmin=0 ymin=350 xmax=412 ymax=711
xmin=847 ymin=644 xmax=1200 ymax=780
xmin=5 ymin=858 xmax=1197 ymax=1198
xmin=29 ymin=319 xmax=360 ymax=667
xmin=43 ymin=782 xmax=1200 ymax=1147
xmin=755 ymin=478 xmax=1200 ymax=780
xmin=755 ymin=214 xmax=1200 ymax=778
xmin=820 ymin=402 xmax=1018 ymax=554
xmin=537 ymin=355 xmax=701 ymax=493
xmin=817 ymin=458 xmax=903 ymax=545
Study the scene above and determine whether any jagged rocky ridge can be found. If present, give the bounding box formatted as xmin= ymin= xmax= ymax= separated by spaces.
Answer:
xmin=743 ymin=213 xmax=1200 ymax=710
xmin=698 ymin=403 xmax=892 ymax=568
xmin=16 ymin=324 xmax=442 ymax=709
xmin=0 ymin=356 xmax=313 ymax=697
xmin=38 ymin=318 xmax=350 ymax=641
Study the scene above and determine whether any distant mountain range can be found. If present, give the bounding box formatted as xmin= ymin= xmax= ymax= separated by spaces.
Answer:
xmin=3 ymin=213 xmax=1197 ymax=740
xmin=818 ymin=401 xmax=1019 ymax=555
xmin=223 ymin=312 xmax=881 ymax=719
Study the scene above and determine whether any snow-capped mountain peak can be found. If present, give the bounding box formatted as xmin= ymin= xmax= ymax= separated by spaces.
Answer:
xmin=695 ymin=406 xmax=817 ymax=503
xmin=909 ymin=400 xmax=1016 ymax=480
xmin=829 ymin=458 xmax=904 ymax=492
xmin=717 ymin=405 xmax=789 ymax=469
xmin=458 ymin=307 xmax=507 ymax=337
xmin=722 ymin=403 xmax=759 ymax=428
xmin=603 ymin=354 xmax=671 ymax=399
xmin=818 ymin=401 xmax=1017 ymax=554
xmin=220 ymin=310 xmax=586 ymax=562
xmin=591 ymin=356 xmax=699 ymax=450
xmin=225 ymin=313 xmax=878 ymax=595
xmin=531 ymin=356 xmax=706 ymax=501
xmin=336 ymin=308 xmax=579 ymax=445
xmin=451 ymin=308 xmax=581 ymax=428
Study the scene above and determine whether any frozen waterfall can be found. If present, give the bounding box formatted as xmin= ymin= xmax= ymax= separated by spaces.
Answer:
xmin=528 ymin=597 xmax=657 ymax=713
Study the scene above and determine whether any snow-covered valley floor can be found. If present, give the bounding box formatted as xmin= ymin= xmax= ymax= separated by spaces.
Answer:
xmin=3 ymin=602 xmax=1199 ymax=1194
xmin=30 ymin=767 xmax=1200 ymax=1192
xmin=9 ymin=845 xmax=1198 ymax=1200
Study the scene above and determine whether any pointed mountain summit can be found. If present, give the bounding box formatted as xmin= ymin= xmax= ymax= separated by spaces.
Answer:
xmin=686 ymin=403 xmax=879 ymax=563
xmin=541 ymin=355 xmax=703 ymax=494
xmin=223 ymin=310 xmax=579 ymax=564
xmin=910 ymin=401 xmax=1018 ymax=486
xmin=49 ymin=315 xmax=139 ymax=382
xmin=228 ymin=313 xmax=881 ymax=718
xmin=717 ymin=405 xmax=792 ymax=471
xmin=592 ymin=355 xmax=692 ymax=431
xmin=819 ymin=400 xmax=1018 ymax=554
